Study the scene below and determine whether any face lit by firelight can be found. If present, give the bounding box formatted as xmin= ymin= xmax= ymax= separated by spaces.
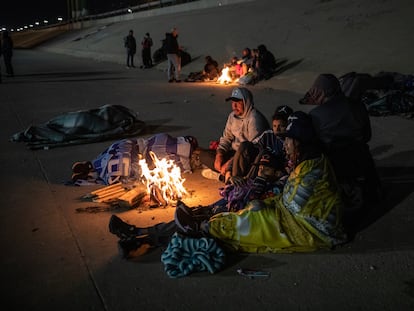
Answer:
xmin=232 ymin=100 xmax=245 ymax=116
xmin=272 ymin=119 xmax=288 ymax=135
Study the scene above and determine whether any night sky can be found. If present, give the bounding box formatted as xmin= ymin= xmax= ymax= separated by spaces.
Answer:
xmin=0 ymin=1 xmax=137 ymax=30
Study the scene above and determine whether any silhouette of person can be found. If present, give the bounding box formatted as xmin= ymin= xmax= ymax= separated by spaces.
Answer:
xmin=1 ymin=30 xmax=14 ymax=77
xmin=141 ymin=32 xmax=153 ymax=68
xmin=124 ymin=30 xmax=137 ymax=68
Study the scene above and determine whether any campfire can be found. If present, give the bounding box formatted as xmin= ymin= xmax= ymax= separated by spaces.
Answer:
xmin=217 ymin=66 xmax=238 ymax=84
xmin=138 ymin=151 xmax=188 ymax=206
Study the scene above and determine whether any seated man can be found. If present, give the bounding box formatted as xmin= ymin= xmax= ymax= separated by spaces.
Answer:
xmin=228 ymin=104 xmax=293 ymax=182
xmin=199 ymin=87 xmax=269 ymax=182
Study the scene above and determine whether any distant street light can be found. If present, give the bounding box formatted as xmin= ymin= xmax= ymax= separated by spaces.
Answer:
xmin=127 ymin=8 xmax=132 ymax=13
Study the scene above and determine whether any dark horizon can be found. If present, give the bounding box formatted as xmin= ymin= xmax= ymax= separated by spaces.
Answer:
xmin=0 ymin=0 xmax=140 ymax=30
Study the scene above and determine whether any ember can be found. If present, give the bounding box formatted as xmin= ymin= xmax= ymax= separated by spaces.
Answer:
xmin=138 ymin=151 xmax=188 ymax=206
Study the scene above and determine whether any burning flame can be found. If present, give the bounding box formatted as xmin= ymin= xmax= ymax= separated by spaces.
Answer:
xmin=138 ymin=151 xmax=188 ymax=204
xmin=217 ymin=66 xmax=237 ymax=84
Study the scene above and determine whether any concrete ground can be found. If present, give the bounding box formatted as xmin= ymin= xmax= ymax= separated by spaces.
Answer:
xmin=1 ymin=0 xmax=414 ymax=310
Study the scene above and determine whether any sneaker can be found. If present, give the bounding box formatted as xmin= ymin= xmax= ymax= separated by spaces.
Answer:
xmin=201 ymin=168 xmax=221 ymax=181
xmin=175 ymin=79 xmax=181 ymax=83
xmin=109 ymin=215 xmax=142 ymax=239
xmin=118 ymin=237 xmax=142 ymax=259
xmin=174 ymin=201 xmax=206 ymax=237
xmin=168 ymin=79 xmax=174 ymax=83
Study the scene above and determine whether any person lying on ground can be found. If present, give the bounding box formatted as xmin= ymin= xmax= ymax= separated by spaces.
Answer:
xmin=70 ymin=133 xmax=200 ymax=185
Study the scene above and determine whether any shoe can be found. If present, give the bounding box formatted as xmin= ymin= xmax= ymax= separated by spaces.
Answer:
xmin=175 ymin=80 xmax=181 ymax=83
xmin=72 ymin=161 xmax=94 ymax=174
xmin=174 ymin=201 xmax=206 ymax=237
xmin=109 ymin=215 xmax=142 ymax=239
xmin=168 ymin=79 xmax=174 ymax=83
xmin=201 ymin=168 xmax=221 ymax=181
xmin=118 ymin=237 xmax=142 ymax=259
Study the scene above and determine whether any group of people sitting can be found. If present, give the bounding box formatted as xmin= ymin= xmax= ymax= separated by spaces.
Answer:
xmin=185 ymin=44 xmax=277 ymax=84
xmin=107 ymin=73 xmax=383 ymax=266
xmin=225 ymin=44 xmax=278 ymax=85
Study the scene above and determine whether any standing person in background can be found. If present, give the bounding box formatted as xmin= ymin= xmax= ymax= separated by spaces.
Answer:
xmin=0 ymin=35 xmax=2 ymax=83
xmin=1 ymin=30 xmax=14 ymax=77
xmin=124 ymin=30 xmax=137 ymax=68
xmin=165 ymin=27 xmax=181 ymax=82
xmin=141 ymin=32 xmax=153 ymax=68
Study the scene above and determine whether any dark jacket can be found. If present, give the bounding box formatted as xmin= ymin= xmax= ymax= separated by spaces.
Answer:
xmin=308 ymin=74 xmax=372 ymax=146
xmin=125 ymin=35 xmax=136 ymax=54
xmin=165 ymin=32 xmax=179 ymax=54
xmin=1 ymin=32 xmax=13 ymax=57
xmin=257 ymin=44 xmax=276 ymax=79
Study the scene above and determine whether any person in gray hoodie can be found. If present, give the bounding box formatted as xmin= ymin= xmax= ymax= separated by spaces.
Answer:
xmin=200 ymin=87 xmax=270 ymax=182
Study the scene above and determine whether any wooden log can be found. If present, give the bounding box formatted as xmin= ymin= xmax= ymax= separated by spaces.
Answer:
xmin=117 ymin=187 xmax=148 ymax=208
xmin=92 ymin=188 xmax=127 ymax=203
xmin=90 ymin=183 xmax=124 ymax=196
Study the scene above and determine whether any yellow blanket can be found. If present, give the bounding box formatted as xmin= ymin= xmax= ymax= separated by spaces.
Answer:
xmin=208 ymin=155 xmax=347 ymax=253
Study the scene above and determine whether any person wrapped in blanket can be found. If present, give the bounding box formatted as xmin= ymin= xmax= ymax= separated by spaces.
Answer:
xmin=175 ymin=110 xmax=348 ymax=253
xmin=70 ymin=133 xmax=199 ymax=185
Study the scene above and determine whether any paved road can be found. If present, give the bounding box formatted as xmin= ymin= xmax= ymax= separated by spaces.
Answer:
xmin=1 ymin=50 xmax=414 ymax=311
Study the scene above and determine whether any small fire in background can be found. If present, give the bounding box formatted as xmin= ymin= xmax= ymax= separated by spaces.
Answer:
xmin=217 ymin=66 xmax=236 ymax=84
xmin=138 ymin=151 xmax=188 ymax=206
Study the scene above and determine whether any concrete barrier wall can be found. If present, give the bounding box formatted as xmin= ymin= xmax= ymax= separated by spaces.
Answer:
xmin=72 ymin=0 xmax=253 ymax=29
